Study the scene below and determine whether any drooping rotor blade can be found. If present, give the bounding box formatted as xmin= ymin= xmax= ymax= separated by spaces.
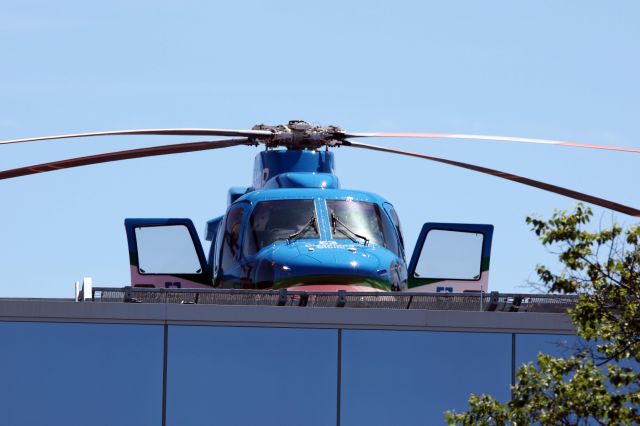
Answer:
xmin=344 ymin=140 xmax=640 ymax=217
xmin=0 ymin=128 xmax=272 ymax=146
xmin=0 ymin=138 xmax=251 ymax=180
xmin=342 ymin=131 xmax=640 ymax=154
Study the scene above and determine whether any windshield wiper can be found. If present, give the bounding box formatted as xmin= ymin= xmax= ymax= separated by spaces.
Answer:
xmin=287 ymin=214 xmax=318 ymax=243
xmin=331 ymin=213 xmax=369 ymax=246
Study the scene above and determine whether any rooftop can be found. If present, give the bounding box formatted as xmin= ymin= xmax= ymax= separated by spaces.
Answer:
xmin=0 ymin=288 xmax=577 ymax=334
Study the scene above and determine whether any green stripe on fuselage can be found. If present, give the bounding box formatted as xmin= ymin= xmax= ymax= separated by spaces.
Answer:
xmin=273 ymin=275 xmax=393 ymax=291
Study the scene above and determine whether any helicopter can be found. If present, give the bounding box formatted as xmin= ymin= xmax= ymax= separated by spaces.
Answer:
xmin=1 ymin=120 xmax=639 ymax=293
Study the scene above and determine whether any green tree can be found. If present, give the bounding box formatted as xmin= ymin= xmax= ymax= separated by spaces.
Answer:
xmin=446 ymin=205 xmax=640 ymax=425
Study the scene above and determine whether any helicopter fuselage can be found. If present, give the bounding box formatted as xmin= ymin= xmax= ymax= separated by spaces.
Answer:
xmin=125 ymin=149 xmax=493 ymax=292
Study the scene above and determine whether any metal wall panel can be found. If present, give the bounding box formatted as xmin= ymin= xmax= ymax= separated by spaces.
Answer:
xmin=515 ymin=333 xmax=583 ymax=369
xmin=340 ymin=329 xmax=512 ymax=425
xmin=0 ymin=322 xmax=163 ymax=426
xmin=166 ymin=326 xmax=338 ymax=426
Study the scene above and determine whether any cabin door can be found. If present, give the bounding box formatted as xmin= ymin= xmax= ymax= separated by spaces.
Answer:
xmin=124 ymin=218 xmax=212 ymax=288
xmin=407 ymin=223 xmax=493 ymax=293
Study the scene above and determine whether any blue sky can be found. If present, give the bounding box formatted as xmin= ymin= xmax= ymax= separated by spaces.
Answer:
xmin=1 ymin=0 xmax=638 ymax=297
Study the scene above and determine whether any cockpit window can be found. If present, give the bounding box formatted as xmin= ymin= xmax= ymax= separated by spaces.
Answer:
xmin=244 ymin=199 xmax=319 ymax=254
xmin=327 ymin=200 xmax=396 ymax=252
xmin=384 ymin=202 xmax=404 ymax=257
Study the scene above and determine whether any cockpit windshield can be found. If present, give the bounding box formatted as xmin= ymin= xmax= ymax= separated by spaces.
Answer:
xmin=327 ymin=200 xmax=390 ymax=247
xmin=245 ymin=200 xmax=319 ymax=253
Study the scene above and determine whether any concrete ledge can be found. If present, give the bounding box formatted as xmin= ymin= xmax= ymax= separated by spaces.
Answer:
xmin=0 ymin=300 xmax=574 ymax=333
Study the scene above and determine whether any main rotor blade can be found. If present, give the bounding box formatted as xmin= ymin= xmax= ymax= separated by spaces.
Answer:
xmin=0 ymin=138 xmax=250 ymax=180
xmin=0 ymin=128 xmax=271 ymax=146
xmin=344 ymin=140 xmax=640 ymax=217
xmin=343 ymin=131 xmax=640 ymax=154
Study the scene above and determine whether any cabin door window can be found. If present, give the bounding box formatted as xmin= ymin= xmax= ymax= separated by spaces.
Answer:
xmin=135 ymin=225 xmax=202 ymax=274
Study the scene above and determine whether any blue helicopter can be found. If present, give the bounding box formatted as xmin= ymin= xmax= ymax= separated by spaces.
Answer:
xmin=1 ymin=120 xmax=639 ymax=292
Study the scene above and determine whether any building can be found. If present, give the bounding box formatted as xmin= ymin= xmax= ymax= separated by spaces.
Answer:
xmin=0 ymin=288 xmax=577 ymax=426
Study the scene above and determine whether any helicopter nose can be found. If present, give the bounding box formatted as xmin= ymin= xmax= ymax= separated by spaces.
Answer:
xmin=268 ymin=243 xmax=389 ymax=280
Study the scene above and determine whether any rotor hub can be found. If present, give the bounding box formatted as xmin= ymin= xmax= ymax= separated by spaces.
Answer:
xmin=251 ymin=120 xmax=345 ymax=150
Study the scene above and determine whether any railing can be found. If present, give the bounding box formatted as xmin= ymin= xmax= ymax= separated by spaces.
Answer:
xmin=91 ymin=287 xmax=578 ymax=313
